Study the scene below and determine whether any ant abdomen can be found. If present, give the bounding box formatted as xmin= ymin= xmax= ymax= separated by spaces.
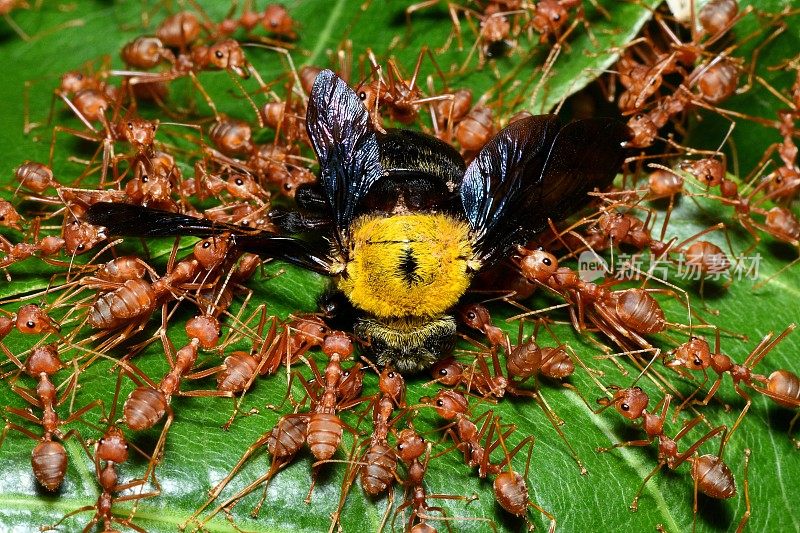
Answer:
xmin=691 ymin=454 xmax=736 ymax=499
xmin=97 ymin=257 xmax=147 ymax=283
xmin=88 ymin=279 xmax=156 ymax=329
xmin=540 ymin=347 xmax=574 ymax=379
xmin=307 ymin=413 xmax=343 ymax=460
xmin=493 ymin=470 xmax=528 ymax=516
xmin=123 ymin=387 xmax=168 ymax=431
xmin=409 ymin=522 xmax=437 ymax=533
xmin=31 ymin=440 xmax=68 ymax=491
xmin=266 ymin=415 xmax=309 ymax=460
xmin=767 ymin=369 xmax=800 ymax=408
xmin=614 ymin=289 xmax=665 ymax=334
xmin=217 ymin=352 xmax=259 ymax=393
xmin=506 ymin=340 xmax=542 ymax=379
xmin=361 ymin=441 xmax=397 ymax=496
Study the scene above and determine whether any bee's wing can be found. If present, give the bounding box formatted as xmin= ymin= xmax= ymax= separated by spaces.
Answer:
xmin=86 ymin=202 xmax=250 ymax=237
xmin=306 ymin=69 xmax=383 ymax=248
xmin=460 ymin=114 xmax=561 ymax=266
xmin=534 ymin=118 xmax=631 ymax=222
xmin=462 ymin=116 xmax=630 ymax=266
xmin=86 ymin=202 xmax=332 ymax=274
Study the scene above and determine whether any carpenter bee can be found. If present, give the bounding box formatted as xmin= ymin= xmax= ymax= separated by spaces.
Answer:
xmin=87 ymin=69 xmax=629 ymax=372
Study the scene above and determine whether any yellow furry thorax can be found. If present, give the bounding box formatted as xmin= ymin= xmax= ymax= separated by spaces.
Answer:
xmin=336 ymin=213 xmax=475 ymax=319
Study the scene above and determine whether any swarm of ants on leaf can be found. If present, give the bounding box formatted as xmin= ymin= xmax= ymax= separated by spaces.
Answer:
xmin=0 ymin=1 xmax=799 ymax=532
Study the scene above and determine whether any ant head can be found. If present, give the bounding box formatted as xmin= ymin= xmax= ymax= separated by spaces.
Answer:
xmin=457 ymin=303 xmax=492 ymax=332
xmin=322 ymin=332 xmax=353 ymax=358
xmin=97 ymin=426 xmax=129 ymax=463
xmin=517 ymin=248 xmax=559 ymax=283
xmin=339 ymin=363 xmax=364 ymax=401
xmin=63 ymin=218 xmax=102 ymax=255
xmin=16 ymin=304 xmax=59 ymax=335
xmin=208 ymin=40 xmax=247 ymax=77
xmin=0 ymin=200 xmax=24 ymax=230
xmin=379 ymin=368 xmax=405 ymax=403
xmin=396 ymin=429 xmax=425 ymax=462
xmin=193 ymin=234 xmax=231 ymax=269
xmin=122 ymin=117 xmax=159 ymax=150
xmin=185 ymin=314 xmax=221 ymax=349
xmin=613 ymin=387 xmax=649 ymax=420
xmin=432 ymin=389 xmax=469 ymax=420
xmin=290 ymin=316 xmax=329 ymax=348
xmin=430 ymin=357 xmax=464 ymax=387
xmin=60 ymin=70 xmax=86 ymax=93
xmin=262 ymin=4 xmax=293 ymax=33
xmin=670 ymin=336 xmax=712 ymax=370
xmin=25 ymin=344 xmax=63 ymax=377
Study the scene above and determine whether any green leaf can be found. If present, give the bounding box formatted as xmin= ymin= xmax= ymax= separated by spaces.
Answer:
xmin=1 ymin=1 xmax=799 ymax=533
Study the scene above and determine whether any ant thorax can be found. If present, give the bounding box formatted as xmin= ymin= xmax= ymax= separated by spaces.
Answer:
xmin=337 ymin=212 xmax=475 ymax=319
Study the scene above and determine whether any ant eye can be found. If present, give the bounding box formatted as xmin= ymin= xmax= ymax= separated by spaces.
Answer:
xmin=127 ymin=122 xmax=133 ymax=129
xmin=215 ymin=50 xmax=224 ymax=59
xmin=621 ymin=403 xmax=630 ymax=411
xmin=141 ymin=175 xmax=149 ymax=182
xmin=27 ymin=321 xmax=35 ymax=328
xmin=77 ymin=244 xmax=85 ymax=250
xmin=693 ymin=357 xmax=703 ymax=366
xmin=0 ymin=216 xmax=4 ymax=221
xmin=397 ymin=443 xmax=404 ymax=450
xmin=235 ymin=178 xmax=244 ymax=186
xmin=542 ymin=257 xmax=552 ymax=266
xmin=283 ymin=183 xmax=293 ymax=190
xmin=358 ymin=91 xmax=367 ymax=100
xmin=202 ymin=241 xmax=211 ymax=248
xmin=553 ymin=14 xmax=560 ymax=21
xmin=387 ymin=371 xmax=395 ymax=378
xmin=436 ymin=400 xmax=444 ymax=407
xmin=467 ymin=311 xmax=476 ymax=319
xmin=438 ymin=368 xmax=448 ymax=376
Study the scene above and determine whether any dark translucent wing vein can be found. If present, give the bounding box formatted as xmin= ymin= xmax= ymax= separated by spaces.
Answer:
xmin=533 ymin=118 xmax=631 ymax=218
xmin=306 ymin=69 xmax=382 ymax=247
xmin=461 ymin=115 xmax=560 ymax=265
xmin=234 ymin=235 xmax=332 ymax=274
xmin=86 ymin=202 xmax=242 ymax=237
xmin=86 ymin=202 xmax=332 ymax=274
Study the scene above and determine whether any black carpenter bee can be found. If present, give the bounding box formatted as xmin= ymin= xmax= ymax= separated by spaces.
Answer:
xmin=87 ymin=69 xmax=630 ymax=372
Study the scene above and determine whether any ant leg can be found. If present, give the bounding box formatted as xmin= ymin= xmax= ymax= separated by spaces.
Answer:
xmin=630 ymin=461 xmax=665 ymax=511
xmin=672 ymin=372 xmax=710 ymax=420
xmin=597 ymin=437 xmax=654 ymax=453
xmin=518 ymin=387 xmax=585 ymax=474
xmin=788 ymin=412 xmax=799 ymax=448
xmin=725 ymin=384 xmax=752 ymax=445
xmin=1 ymin=420 xmax=41 ymax=443
xmin=43 ymin=504 xmax=97 ymax=531
xmin=141 ymin=407 xmax=174 ymax=483
xmin=735 ymin=449 xmax=751 ymax=533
